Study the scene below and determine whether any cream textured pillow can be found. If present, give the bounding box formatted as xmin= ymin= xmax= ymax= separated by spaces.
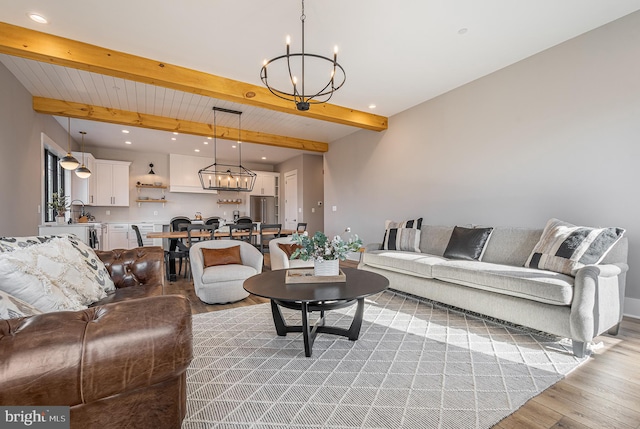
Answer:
xmin=0 ymin=237 xmax=108 ymax=312
xmin=525 ymin=218 xmax=625 ymax=275
xmin=0 ymin=290 xmax=43 ymax=319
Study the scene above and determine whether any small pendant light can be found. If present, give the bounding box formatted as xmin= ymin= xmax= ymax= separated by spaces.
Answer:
xmin=60 ymin=117 xmax=80 ymax=170
xmin=75 ymin=131 xmax=92 ymax=179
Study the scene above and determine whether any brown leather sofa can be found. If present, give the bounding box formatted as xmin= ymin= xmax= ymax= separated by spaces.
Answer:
xmin=0 ymin=246 xmax=193 ymax=429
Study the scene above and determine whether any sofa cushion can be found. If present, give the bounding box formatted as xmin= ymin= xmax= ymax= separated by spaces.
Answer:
xmin=201 ymin=264 xmax=258 ymax=283
xmin=0 ymin=290 xmax=43 ymax=319
xmin=525 ymin=218 xmax=625 ymax=276
xmin=382 ymin=228 xmax=421 ymax=252
xmin=363 ymin=250 xmax=448 ymax=279
xmin=481 ymin=227 xmax=543 ymax=266
xmin=443 ymin=226 xmax=493 ymax=261
xmin=0 ymin=237 xmax=108 ymax=312
xmin=432 ymin=260 xmax=574 ymax=306
xmin=418 ymin=225 xmax=455 ymax=256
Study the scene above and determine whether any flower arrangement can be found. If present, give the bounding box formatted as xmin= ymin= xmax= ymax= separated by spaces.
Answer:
xmin=291 ymin=231 xmax=363 ymax=262
xmin=47 ymin=191 xmax=69 ymax=217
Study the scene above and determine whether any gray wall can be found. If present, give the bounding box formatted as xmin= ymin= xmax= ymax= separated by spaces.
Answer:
xmin=0 ymin=62 xmax=76 ymax=236
xmin=324 ymin=12 xmax=640 ymax=306
xmin=276 ymin=154 xmax=324 ymax=234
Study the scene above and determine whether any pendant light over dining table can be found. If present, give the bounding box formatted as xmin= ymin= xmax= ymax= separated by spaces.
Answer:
xmin=198 ymin=107 xmax=256 ymax=192
xmin=75 ymin=131 xmax=91 ymax=179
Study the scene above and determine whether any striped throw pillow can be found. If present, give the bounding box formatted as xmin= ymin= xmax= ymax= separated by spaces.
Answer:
xmin=525 ymin=218 xmax=625 ymax=275
xmin=385 ymin=218 xmax=423 ymax=230
xmin=382 ymin=228 xmax=421 ymax=252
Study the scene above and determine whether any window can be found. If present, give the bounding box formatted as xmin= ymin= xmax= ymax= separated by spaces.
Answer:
xmin=44 ymin=148 xmax=66 ymax=222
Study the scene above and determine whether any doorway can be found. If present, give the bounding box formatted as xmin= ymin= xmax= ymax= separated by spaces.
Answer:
xmin=284 ymin=170 xmax=298 ymax=230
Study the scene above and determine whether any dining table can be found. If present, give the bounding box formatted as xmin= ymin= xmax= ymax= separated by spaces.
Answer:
xmin=147 ymin=228 xmax=297 ymax=281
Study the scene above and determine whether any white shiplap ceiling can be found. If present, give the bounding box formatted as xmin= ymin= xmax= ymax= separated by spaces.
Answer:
xmin=1 ymin=0 xmax=640 ymax=164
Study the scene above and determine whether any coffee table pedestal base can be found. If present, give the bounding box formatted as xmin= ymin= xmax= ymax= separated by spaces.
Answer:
xmin=270 ymin=298 xmax=365 ymax=357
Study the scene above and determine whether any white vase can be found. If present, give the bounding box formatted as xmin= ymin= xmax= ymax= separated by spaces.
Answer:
xmin=56 ymin=216 xmax=66 ymax=225
xmin=314 ymin=259 xmax=340 ymax=276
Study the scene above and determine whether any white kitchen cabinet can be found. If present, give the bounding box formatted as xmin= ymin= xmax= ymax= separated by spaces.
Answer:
xmin=169 ymin=153 xmax=217 ymax=193
xmin=95 ymin=159 xmax=131 ymax=206
xmin=70 ymin=152 xmax=96 ymax=205
xmin=106 ymin=223 xmax=130 ymax=250
xmin=251 ymin=172 xmax=277 ymax=196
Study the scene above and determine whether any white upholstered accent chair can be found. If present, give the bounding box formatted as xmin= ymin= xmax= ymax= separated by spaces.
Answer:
xmin=268 ymin=236 xmax=315 ymax=271
xmin=189 ymin=240 xmax=263 ymax=304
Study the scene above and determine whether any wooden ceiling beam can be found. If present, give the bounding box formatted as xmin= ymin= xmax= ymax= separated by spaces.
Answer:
xmin=0 ymin=22 xmax=388 ymax=132
xmin=33 ymin=97 xmax=328 ymax=153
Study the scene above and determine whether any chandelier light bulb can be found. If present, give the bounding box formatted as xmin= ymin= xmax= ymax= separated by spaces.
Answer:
xmin=286 ymin=35 xmax=291 ymax=45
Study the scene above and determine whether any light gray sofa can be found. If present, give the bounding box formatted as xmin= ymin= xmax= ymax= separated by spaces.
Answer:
xmin=358 ymin=225 xmax=628 ymax=357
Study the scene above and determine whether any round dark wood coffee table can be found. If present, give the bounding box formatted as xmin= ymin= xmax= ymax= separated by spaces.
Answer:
xmin=243 ymin=267 xmax=389 ymax=357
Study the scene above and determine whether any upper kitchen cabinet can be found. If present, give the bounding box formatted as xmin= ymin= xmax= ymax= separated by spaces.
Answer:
xmin=94 ymin=159 xmax=131 ymax=206
xmin=70 ymin=151 xmax=96 ymax=205
xmin=169 ymin=154 xmax=217 ymax=193
xmin=251 ymin=172 xmax=278 ymax=196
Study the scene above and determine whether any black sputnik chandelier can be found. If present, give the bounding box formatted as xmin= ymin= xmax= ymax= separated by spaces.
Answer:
xmin=198 ymin=107 xmax=256 ymax=192
xmin=260 ymin=0 xmax=346 ymax=111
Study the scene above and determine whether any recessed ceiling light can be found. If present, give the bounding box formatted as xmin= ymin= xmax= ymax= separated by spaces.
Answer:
xmin=28 ymin=13 xmax=48 ymax=24
xmin=261 ymin=156 xmax=267 ymax=160
xmin=458 ymin=28 xmax=468 ymax=35
xmin=122 ymin=130 xmax=129 ymax=134
xmin=125 ymin=141 xmax=132 ymax=145
xmin=232 ymin=145 xmax=237 ymax=149
xmin=173 ymin=132 xmax=179 ymax=135
xmin=208 ymin=137 xmax=212 ymax=139
xmin=194 ymin=149 xmax=200 ymax=152
xmin=171 ymin=137 xmax=176 ymax=141
xmin=369 ymin=104 xmax=376 ymax=109
xmin=203 ymin=141 xmax=208 ymax=145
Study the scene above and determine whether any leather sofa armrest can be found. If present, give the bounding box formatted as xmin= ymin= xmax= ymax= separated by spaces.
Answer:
xmin=96 ymin=246 xmax=165 ymax=289
xmin=0 ymin=295 xmax=192 ymax=406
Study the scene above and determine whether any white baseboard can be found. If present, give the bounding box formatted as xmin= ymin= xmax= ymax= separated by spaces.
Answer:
xmin=624 ymin=297 xmax=640 ymax=319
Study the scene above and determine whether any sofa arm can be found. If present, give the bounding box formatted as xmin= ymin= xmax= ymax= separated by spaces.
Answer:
xmin=570 ymin=263 xmax=629 ymax=343
xmin=364 ymin=243 xmax=382 ymax=252
xmin=0 ymin=295 xmax=192 ymax=406
xmin=96 ymin=246 xmax=165 ymax=289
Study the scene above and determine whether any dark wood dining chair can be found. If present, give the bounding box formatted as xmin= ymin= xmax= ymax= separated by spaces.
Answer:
xmin=258 ymin=223 xmax=282 ymax=254
xmin=131 ymin=225 xmax=144 ymax=247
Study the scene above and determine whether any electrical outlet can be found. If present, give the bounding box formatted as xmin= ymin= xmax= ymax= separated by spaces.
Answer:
xmin=312 ymin=207 xmax=315 ymax=213
xmin=37 ymin=204 xmax=41 ymax=214
xmin=153 ymin=211 xmax=158 ymax=216
xmin=106 ymin=210 xmax=111 ymax=215
xmin=298 ymin=208 xmax=302 ymax=213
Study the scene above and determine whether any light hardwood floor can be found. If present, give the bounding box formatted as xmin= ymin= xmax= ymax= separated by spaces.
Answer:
xmin=166 ymin=257 xmax=640 ymax=429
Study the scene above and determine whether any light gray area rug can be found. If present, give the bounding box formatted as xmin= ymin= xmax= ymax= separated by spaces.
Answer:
xmin=183 ymin=291 xmax=585 ymax=429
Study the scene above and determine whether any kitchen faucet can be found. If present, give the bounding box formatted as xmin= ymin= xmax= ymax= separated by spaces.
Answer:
xmin=70 ymin=200 xmax=86 ymax=220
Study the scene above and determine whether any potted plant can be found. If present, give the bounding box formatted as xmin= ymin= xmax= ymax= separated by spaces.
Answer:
xmin=48 ymin=191 xmax=69 ymax=224
xmin=291 ymin=231 xmax=363 ymax=276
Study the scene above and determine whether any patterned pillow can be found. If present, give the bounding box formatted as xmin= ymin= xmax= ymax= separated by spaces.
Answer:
xmin=385 ymin=217 xmax=423 ymax=230
xmin=0 ymin=234 xmax=115 ymax=293
xmin=525 ymin=218 xmax=625 ymax=275
xmin=0 ymin=289 xmax=43 ymax=319
xmin=382 ymin=228 xmax=421 ymax=252
xmin=0 ymin=237 xmax=109 ymax=312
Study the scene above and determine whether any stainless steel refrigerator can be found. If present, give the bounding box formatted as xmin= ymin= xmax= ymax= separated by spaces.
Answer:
xmin=250 ymin=195 xmax=276 ymax=224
